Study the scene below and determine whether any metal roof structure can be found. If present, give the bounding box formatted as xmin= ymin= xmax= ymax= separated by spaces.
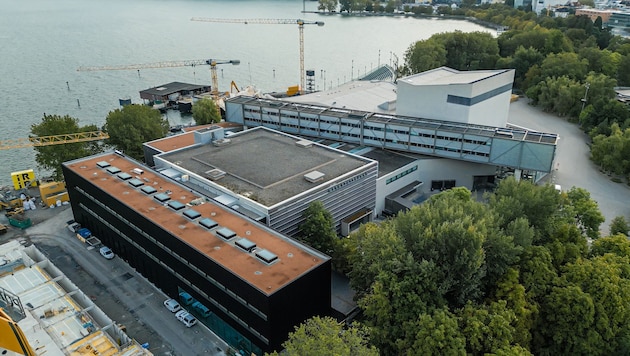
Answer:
xmin=0 ymin=240 xmax=150 ymax=355
xmin=225 ymin=96 xmax=558 ymax=172
xmin=139 ymin=82 xmax=210 ymax=100
xmin=401 ymin=67 xmax=512 ymax=85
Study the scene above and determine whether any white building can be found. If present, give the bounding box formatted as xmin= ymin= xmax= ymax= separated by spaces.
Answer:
xmin=396 ymin=67 xmax=515 ymax=128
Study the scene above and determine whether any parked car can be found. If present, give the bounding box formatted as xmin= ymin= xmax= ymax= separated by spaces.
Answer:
xmin=99 ymin=246 xmax=115 ymax=260
xmin=175 ymin=310 xmax=197 ymax=327
xmin=66 ymin=220 xmax=81 ymax=233
xmin=163 ymin=298 xmax=181 ymax=313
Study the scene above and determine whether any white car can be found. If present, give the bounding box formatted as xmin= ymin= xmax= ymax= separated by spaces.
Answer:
xmin=163 ymin=298 xmax=181 ymax=313
xmin=175 ymin=310 xmax=197 ymax=327
xmin=99 ymin=246 xmax=115 ymax=260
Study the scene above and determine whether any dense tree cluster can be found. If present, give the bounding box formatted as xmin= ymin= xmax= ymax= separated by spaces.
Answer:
xmin=276 ymin=180 xmax=628 ymax=355
xmin=334 ymin=179 xmax=627 ymax=355
xmin=402 ymin=5 xmax=630 ymax=178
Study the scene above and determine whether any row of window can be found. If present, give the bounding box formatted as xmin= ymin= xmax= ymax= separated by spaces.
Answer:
xmin=386 ymin=165 xmax=418 ymax=185
xmin=243 ymin=114 xmax=491 ymax=147
xmin=246 ymin=118 xmax=492 ymax=159
xmin=74 ymin=187 xmax=268 ymax=322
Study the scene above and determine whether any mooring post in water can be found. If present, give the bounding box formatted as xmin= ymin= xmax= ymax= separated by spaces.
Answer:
xmin=137 ymin=69 xmax=140 ymax=78
xmin=77 ymin=99 xmax=81 ymax=108
xmin=66 ymin=81 xmax=70 ymax=90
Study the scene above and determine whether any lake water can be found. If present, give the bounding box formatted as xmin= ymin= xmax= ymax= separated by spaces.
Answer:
xmin=0 ymin=0 xmax=492 ymax=186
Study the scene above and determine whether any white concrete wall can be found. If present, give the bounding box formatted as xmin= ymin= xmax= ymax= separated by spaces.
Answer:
xmin=417 ymin=158 xmax=496 ymax=191
xmin=375 ymin=161 xmax=422 ymax=215
xmin=373 ymin=157 xmax=496 ymax=215
xmin=396 ymin=70 xmax=514 ymax=128
xmin=468 ymin=91 xmax=512 ymax=127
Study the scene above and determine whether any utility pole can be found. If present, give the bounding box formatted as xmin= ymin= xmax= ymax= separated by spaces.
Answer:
xmin=581 ymin=82 xmax=590 ymax=113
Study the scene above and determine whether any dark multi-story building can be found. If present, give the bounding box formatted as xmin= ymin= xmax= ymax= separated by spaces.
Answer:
xmin=62 ymin=152 xmax=331 ymax=355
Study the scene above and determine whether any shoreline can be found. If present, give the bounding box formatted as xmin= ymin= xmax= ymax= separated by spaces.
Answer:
xmin=304 ymin=10 xmax=502 ymax=32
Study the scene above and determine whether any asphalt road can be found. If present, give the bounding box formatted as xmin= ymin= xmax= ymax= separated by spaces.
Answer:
xmin=508 ymin=99 xmax=630 ymax=235
xmin=0 ymin=206 xmax=229 ymax=356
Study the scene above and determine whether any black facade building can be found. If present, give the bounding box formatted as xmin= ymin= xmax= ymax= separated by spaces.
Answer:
xmin=62 ymin=152 xmax=331 ymax=355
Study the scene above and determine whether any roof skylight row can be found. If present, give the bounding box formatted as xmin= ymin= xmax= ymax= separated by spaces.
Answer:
xmin=99 ymin=161 xmax=279 ymax=265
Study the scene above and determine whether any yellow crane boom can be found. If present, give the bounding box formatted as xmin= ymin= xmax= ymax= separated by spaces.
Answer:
xmin=0 ymin=309 xmax=36 ymax=355
xmin=78 ymin=59 xmax=240 ymax=95
xmin=191 ymin=17 xmax=324 ymax=94
xmin=0 ymin=131 xmax=109 ymax=150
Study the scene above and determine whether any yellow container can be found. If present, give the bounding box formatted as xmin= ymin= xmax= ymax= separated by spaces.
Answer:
xmin=11 ymin=170 xmax=37 ymax=190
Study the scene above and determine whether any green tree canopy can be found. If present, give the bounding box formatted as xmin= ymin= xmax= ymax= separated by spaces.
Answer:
xmin=608 ymin=216 xmax=630 ymax=237
xmin=30 ymin=114 xmax=104 ymax=180
xmin=192 ymin=98 xmax=221 ymax=125
xmin=403 ymin=39 xmax=447 ymax=75
xmin=298 ymin=201 xmax=338 ymax=255
xmin=103 ymin=104 xmax=169 ymax=161
xmin=272 ymin=316 xmax=379 ymax=356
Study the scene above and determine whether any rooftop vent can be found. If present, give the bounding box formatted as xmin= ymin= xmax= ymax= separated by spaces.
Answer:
xmin=296 ymin=139 xmax=313 ymax=148
xmin=255 ymin=249 xmax=278 ymax=264
xmin=199 ymin=218 xmax=218 ymax=229
xmin=106 ymin=166 xmax=121 ymax=174
xmin=96 ymin=161 xmax=111 ymax=168
xmin=167 ymin=200 xmax=186 ymax=211
xmin=117 ymin=172 xmax=133 ymax=181
xmin=304 ymin=171 xmax=325 ymax=183
xmin=183 ymin=209 xmax=201 ymax=220
xmin=206 ymin=169 xmax=226 ymax=181
xmin=235 ymin=238 xmax=256 ymax=252
xmin=141 ymin=186 xmax=157 ymax=195
xmin=216 ymin=227 xmax=237 ymax=240
xmin=132 ymin=168 xmax=144 ymax=175
xmin=212 ymin=138 xmax=231 ymax=147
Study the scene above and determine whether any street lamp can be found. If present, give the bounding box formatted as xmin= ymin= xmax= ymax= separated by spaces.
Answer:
xmin=581 ymin=82 xmax=590 ymax=112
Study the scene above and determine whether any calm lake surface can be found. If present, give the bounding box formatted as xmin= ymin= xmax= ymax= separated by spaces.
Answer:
xmin=0 ymin=0 xmax=492 ymax=185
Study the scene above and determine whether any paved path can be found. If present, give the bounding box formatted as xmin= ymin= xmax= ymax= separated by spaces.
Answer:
xmin=508 ymin=99 xmax=630 ymax=235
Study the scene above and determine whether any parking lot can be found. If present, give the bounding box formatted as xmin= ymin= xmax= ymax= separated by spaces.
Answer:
xmin=1 ymin=206 xmax=229 ymax=356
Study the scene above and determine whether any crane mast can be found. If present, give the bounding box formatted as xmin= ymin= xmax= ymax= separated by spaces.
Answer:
xmin=191 ymin=17 xmax=324 ymax=94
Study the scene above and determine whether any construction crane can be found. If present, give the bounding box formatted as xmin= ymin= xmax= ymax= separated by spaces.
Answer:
xmin=0 ymin=131 xmax=109 ymax=150
xmin=191 ymin=18 xmax=324 ymax=94
xmin=77 ymin=59 xmax=240 ymax=96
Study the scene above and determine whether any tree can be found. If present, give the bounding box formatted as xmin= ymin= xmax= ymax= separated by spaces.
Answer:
xmin=192 ymin=98 xmax=221 ymax=125
xmin=432 ymin=31 xmax=500 ymax=70
xmin=618 ymin=54 xmax=630 ymax=86
xmin=580 ymin=99 xmax=629 ymax=136
xmin=298 ymin=201 xmax=338 ymax=254
xmin=339 ymin=0 xmax=352 ymax=12
xmin=506 ymin=46 xmax=544 ymax=89
xmin=590 ymin=123 xmax=630 ymax=175
xmin=403 ymin=39 xmax=447 ymax=75
xmin=103 ymin=104 xmax=169 ymax=161
xmin=609 ymin=216 xmax=630 ymax=236
xmin=406 ymin=307 xmax=467 ymax=355
xmin=590 ymin=233 xmax=630 ymax=258
xmin=30 ymin=114 xmax=104 ymax=180
xmin=566 ymin=187 xmax=605 ymax=239
xmin=274 ymin=316 xmax=378 ymax=356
